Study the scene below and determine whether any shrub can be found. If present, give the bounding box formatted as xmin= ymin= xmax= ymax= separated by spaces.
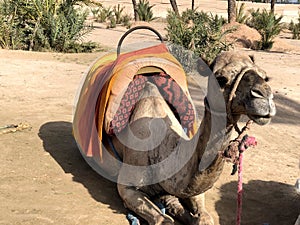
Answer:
xmin=236 ymin=2 xmax=248 ymax=24
xmin=289 ymin=15 xmax=300 ymax=40
xmin=107 ymin=15 xmax=116 ymax=28
xmin=0 ymin=1 xmax=23 ymax=49
xmin=91 ymin=7 xmax=100 ymax=18
xmin=137 ymin=0 xmax=156 ymax=22
xmin=121 ymin=14 xmax=132 ymax=29
xmin=247 ymin=9 xmax=283 ymax=50
xmin=166 ymin=9 xmax=232 ymax=65
xmin=93 ymin=4 xmax=131 ymax=29
xmin=95 ymin=6 xmax=113 ymax=23
xmin=113 ymin=4 xmax=125 ymax=24
xmin=0 ymin=0 xmax=97 ymax=52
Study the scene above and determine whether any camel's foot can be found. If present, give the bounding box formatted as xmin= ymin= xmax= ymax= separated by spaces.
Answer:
xmin=158 ymin=195 xmax=185 ymax=217
xmin=159 ymin=194 xmax=214 ymax=225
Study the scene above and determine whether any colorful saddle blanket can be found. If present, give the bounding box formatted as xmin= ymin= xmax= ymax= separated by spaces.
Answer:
xmin=108 ymin=72 xmax=195 ymax=137
xmin=73 ymin=43 xmax=198 ymax=161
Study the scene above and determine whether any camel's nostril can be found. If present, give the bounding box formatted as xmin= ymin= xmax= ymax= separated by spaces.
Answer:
xmin=250 ymin=89 xmax=264 ymax=98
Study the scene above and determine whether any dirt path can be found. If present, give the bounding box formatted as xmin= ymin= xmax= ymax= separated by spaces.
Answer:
xmin=1 ymin=3 xmax=300 ymax=225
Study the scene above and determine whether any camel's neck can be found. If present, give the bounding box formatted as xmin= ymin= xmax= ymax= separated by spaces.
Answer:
xmin=198 ymin=103 xmax=236 ymax=155
xmin=181 ymin=101 xmax=237 ymax=197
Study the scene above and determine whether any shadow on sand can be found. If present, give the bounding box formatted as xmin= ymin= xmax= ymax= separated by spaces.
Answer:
xmin=38 ymin=121 xmax=126 ymax=217
xmin=215 ymin=180 xmax=300 ymax=225
xmin=38 ymin=122 xmax=300 ymax=225
xmin=272 ymin=93 xmax=300 ymax=125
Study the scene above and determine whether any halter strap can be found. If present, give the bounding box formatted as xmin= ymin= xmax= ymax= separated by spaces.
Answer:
xmin=222 ymin=67 xmax=263 ymax=134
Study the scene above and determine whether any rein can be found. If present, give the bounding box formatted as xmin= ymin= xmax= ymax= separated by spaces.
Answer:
xmin=226 ymin=121 xmax=257 ymax=225
xmin=226 ymin=67 xmax=262 ymax=134
xmin=209 ymin=67 xmax=259 ymax=225
xmin=223 ymin=67 xmax=258 ymax=225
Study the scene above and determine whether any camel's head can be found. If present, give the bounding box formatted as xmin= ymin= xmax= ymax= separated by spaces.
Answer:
xmin=211 ymin=51 xmax=276 ymax=125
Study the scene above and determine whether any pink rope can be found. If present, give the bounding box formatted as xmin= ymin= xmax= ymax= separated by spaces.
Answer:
xmin=236 ymin=150 xmax=244 ymax=225
xmin=236 ymin=136 xmax=257 ymax=225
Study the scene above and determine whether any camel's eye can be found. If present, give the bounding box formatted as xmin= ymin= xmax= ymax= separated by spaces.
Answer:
xmin=264 ymin=76 xmax=270 ymax=82
xmin=216 ymin=76 xmax=228 ymax=88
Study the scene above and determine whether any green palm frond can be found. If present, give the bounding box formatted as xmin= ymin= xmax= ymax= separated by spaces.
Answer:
xmin=137 ymin=0 xmax=156 ymax=22
xmin=247 ymin=8 xmax=283 ymax=50
xmin=236 ymin=2 xmax=248 ymax=24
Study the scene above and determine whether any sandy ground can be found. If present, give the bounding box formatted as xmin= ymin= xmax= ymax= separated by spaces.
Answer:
xmin=1 ymin=1 xmax=300 ymax=225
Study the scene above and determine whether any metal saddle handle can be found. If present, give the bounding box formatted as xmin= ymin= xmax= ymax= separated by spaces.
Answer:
xmin=117 ymin=25 xmax=164 ymax=56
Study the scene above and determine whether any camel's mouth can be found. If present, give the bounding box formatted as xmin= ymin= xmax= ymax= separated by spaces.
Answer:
xmin=248 ymin=114 xmax=272 ymax=126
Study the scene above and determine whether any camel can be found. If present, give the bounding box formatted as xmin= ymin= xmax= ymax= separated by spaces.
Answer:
xmin=94 ymin=50 xmax=276 ymax=225
xmin=73 ymin=49 xmax=276 ymax=225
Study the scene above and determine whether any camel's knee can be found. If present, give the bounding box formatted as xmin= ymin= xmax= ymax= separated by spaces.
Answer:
xmin=182 ymin=193 xmax=206 ymax=215
xmin=117 ymin=184 xmax=137 ymax=206
xmin=117 ymin=184 xmax=148 ymax=211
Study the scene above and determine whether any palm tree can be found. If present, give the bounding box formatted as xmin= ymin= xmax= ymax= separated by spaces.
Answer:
xmin=132 ymin=0 xmax=139 ymax=21
xmin=170 ymin=0 xmax=179 ymax=15
xmin=271 ymin=0 xmax=275 ymax=13
xmin=228 ymin=0 xmax=236 ymax=23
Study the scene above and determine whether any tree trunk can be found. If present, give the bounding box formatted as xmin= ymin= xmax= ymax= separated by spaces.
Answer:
xmin=132 ymin=0 xmax=139 ymax=21
xmin=271 ymin=0 xmax=275 ymax=13
xmin=192 ymin=0 xmax=195 ymax=10
xmin=170 ymin=0 xmax=179 ymax=15
xmin=228 ymin=0 xmax=236 ymax=23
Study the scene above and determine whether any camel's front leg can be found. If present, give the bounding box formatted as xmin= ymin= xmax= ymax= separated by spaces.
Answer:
xmin=182 ymin=193 xmax=214 ymax=225
xmin=118 ymin=184 xmax=174 ymax=225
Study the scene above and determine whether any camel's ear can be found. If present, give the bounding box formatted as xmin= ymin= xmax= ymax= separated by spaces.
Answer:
xmin=249 ymin=54 xmax=255 ymax=63
xmin=244 ymin=68 xmax=269 ymax=83
xmin=255 ymin=67 xmax=267 ymax=79
xmin=216 ymin=75 xmax=229 ymax=88
xmin=214 ymin=70 xmax=230 ymax=88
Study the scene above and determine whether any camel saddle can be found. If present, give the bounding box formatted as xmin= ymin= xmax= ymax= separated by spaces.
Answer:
xmin=73 ymin=40 xmax=198 ymax=161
